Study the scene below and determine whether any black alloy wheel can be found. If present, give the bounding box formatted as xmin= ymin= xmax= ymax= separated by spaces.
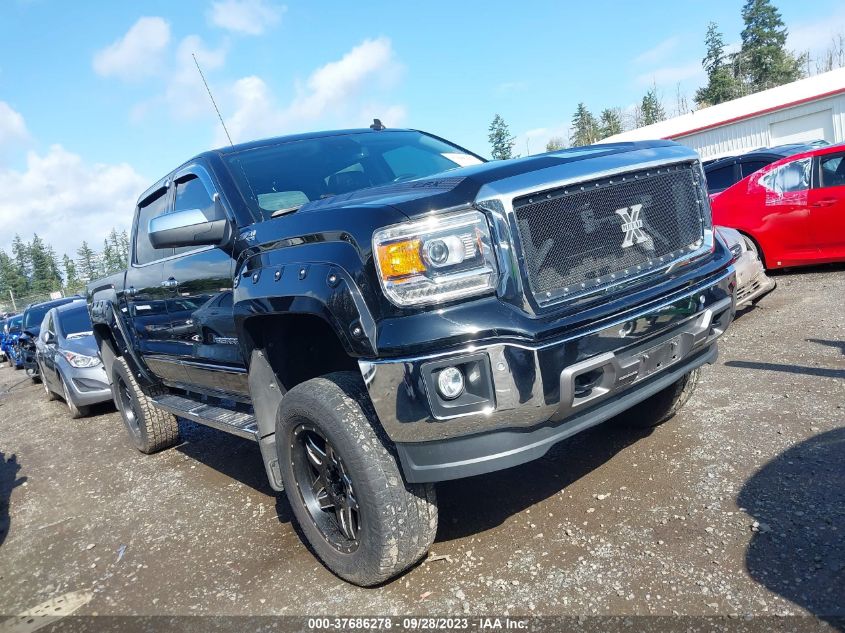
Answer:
xmin=290 ymin=424 xmax=360 ymax=552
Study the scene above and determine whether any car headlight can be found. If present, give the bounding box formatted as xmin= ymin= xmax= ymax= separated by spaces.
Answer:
xmin=60 ymin=350 xmax=101 ymax=368
xmin=373 ymin=209 xmax=498 ymax=306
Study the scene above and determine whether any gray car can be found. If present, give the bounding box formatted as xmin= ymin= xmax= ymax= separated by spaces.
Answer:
xmin=35 ymin=302 xmax=112 ymax=418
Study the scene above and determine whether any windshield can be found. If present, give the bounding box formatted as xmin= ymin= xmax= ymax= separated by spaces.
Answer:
xmin=23 ymin=305 xmax=51 ymax=330
xmin=224 ymin=131 xmax=483 ymax=221
xmin=57 ymin=306 xmax=93 ymax=337
xmin=8 ymin=316 xmax=21 ymax=333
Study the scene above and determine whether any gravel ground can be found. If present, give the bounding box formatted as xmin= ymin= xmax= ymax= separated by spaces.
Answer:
xmin=0 ymin=266 xmax=842 ymax=622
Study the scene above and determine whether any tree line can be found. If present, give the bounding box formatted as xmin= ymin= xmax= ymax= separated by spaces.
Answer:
xmin=489 ymin=0 xmax=841 ymax=157
xmin=0 ymin=229 xmax=129 ymax=307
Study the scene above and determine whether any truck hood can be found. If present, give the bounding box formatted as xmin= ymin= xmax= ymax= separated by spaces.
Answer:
xmin=297 ymin=140 xmax=683 ymax=220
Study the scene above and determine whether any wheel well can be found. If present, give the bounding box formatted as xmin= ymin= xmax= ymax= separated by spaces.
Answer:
xmin=737 ymin=230 xmax=767 ymax=268
xmin=243 ymin=313 xmax=358 ymax=392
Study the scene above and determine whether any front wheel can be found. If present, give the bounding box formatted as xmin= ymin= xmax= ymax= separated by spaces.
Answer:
xmin=613 ymin=368 xmax=700 ymax=429
xmin=111 ymin=356 xmax=179 ymax=453
xmin=61 ymin=376 xmax=89 ymax=419
xmin=276 ymin=372 xmax=438 ymax=586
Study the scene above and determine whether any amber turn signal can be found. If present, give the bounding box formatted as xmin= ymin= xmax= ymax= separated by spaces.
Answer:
xmin=377 ymin=239 xmax=425 ymax=280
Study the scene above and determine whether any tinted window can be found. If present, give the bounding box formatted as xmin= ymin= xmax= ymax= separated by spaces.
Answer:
xmin=761 ymin=158 xmax=812 ymax=194
xmin=134 ymin=188 xmax=172 ymax=265
xmin=57 ymin=306 xmax=93 ymax=337
xmin=174 ymin=176 xmax=215 ymax=217
xmin=218 ymin=292 xmax=233 ymax=308
xmin=8 ymin=316 xmax=21 ymax=333
xmin=24 ymin=305 xmax=51 ymax=330
xmin=819 ymin=154 xmax=845 ymax=188
xmin=705 ymin=165 xmax=736 ymax=191
xmin=225 ymin=131 xmax=482 ymax=220
xmin=740 ymin=160 xmax=771 ymax=177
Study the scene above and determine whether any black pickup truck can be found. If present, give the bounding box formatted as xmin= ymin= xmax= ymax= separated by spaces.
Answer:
xmin=88 ymin=127 xmax=735 ymax=586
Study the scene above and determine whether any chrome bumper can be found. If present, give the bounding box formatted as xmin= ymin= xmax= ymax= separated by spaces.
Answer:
xmin=360 ymin=269 xmax=735 ymax=446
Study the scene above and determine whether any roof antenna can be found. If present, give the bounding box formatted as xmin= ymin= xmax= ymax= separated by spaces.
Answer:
xmin=193 ymin=53 xmax=234 ymax=147
xmin=370 ymin=118 xmax=385 ymax=131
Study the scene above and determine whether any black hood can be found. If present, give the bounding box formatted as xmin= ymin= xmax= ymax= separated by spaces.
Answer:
xmin=296 ymin=140 xmax=680 ymax=220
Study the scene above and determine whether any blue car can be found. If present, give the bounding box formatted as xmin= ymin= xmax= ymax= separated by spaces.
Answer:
xmin=2 ymin=315 xmax=24 ymax=369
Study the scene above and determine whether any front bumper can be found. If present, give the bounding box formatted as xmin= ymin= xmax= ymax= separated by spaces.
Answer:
xmin=61 ymin=361 xmax=113 ymax=407
xmin=734 ymin=251 xmax=776 ymax=308
xmin=361 ymin=268 xmax=735 ymax=482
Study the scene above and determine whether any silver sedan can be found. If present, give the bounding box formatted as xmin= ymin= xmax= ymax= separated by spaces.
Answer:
xmin=717 ymin=226 xmax=776 ymax=309
xmin=35 ymin=302 xmax=112 ymax=418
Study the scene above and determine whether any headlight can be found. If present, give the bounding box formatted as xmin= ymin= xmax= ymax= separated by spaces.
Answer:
xmin=373 ymin=209 xmax=498 ymax=306
xmin=60 ymin=350 xmax=101 ymax=368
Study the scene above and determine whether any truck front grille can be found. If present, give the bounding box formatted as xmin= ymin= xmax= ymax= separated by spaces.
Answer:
xmin=513 ymin=163 xmax=707 ymax=305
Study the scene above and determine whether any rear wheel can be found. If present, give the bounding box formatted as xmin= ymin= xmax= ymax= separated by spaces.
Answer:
xmin=276 ymin=372 xmax=438 ymax=586
xmin=613 ymin=369 xmax=700 ymax=429
xmin=111 ymin=356 xmax=179 ymax=453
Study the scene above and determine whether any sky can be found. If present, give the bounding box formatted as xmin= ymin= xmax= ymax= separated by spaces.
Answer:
xmin=0 ymin=0 xmax=843 ymax=258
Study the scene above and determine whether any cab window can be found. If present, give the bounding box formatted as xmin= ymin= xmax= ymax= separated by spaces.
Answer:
xmin=172 ymin=175 xmax=222 ymax=256
xmin=705 ymin=164 xmax=735 ymax=191
xmin=134 ymin=188 xmax=172 ymax=265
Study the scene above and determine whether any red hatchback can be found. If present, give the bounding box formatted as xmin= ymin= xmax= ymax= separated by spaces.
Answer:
xmin=710 ymin=144 xmax=845 ymax=269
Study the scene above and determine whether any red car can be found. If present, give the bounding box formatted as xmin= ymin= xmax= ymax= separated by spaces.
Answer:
xmin=710 ymin=144 xmax=845 ymax=269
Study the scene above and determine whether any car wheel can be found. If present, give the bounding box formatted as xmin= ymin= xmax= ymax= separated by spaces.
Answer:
xmin=111 ymin=356 xmax=179 ymax=453
xmin=276 ymin=371 xmax=438 ymax=587
xmin=61 ymin=376 xmax=89 ymax=419
xmin=26 ymin=365 xmax=40 ymax=383
xmin=612 ymin=369 xmax=700 ymax=429
xmin=741 ymin=233 xmax=765 ymax=266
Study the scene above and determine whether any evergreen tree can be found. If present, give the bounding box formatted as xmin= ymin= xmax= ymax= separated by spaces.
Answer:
xmin=0 ymin=250 xmax=28 ymax=302
xmin=62 ymin=254 xmax=80 ymax=291
xmin=77 ymin=241 xmax=100 ymax=282
xmin=598 ymin=108 xmax=623 ymax=139
xmin=739 ymin=0 xmax=804 ymax=91
xmin=102 ymin=237 xmax=121 ymax=275
xmin=488 ymin=114 xmax=515 ymax=160
xmin=571 ymin=103 xmax=598 ymax=147
xmin=11 ymin=234 xmax=31 ymax=291
xmin=545 ymin=137 xmax=567 ymax=152
xmin=640 ymin=86 xmax=666 ymax=126
xmin=118 ymin=229 xmax=131 ymax=267
xmin=29 ymin=234 xmax=62 ymax=293
xmin=696 ymin=22 xmax=741 ymax=107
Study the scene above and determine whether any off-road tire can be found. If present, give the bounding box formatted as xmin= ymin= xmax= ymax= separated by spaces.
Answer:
xmin=61 ymin=375 xmax=89 ymax=419
xmin=111 ymin=356 xmax=179 ymax=453
xmin=614 ymin=368 xmax=700 ymax=429
xmin=276 ymin=371 xmax=438 ymax=586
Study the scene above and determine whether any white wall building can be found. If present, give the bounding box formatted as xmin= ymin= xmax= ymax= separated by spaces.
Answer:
xmin=601 ymin=67 xmax=845 ymax=161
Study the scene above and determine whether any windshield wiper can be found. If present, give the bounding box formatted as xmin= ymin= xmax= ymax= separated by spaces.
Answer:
xmin=270 ymin=205 xmax=302 ymax=218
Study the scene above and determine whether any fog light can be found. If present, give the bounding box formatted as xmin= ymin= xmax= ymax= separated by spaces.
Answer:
xmin=436 ymin=366 xmax=464 ymax=400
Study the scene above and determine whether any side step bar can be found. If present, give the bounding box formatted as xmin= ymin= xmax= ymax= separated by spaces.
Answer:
xmin=151 ymin=393 xmax=259 ymax=441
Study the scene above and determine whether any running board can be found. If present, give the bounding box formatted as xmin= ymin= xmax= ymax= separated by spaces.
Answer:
xmin=151 ymin=394 xmax=259 ymax=441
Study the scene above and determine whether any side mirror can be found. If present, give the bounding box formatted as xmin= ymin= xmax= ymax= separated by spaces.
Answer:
xmin=148 ymin=207 xmax=231 ymax=249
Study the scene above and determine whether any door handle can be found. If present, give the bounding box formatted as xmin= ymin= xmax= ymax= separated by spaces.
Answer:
xmin=161 ymin=278 xmax=179 ymax=288
xmin=812 ymin=198 xmax=836 ymax=207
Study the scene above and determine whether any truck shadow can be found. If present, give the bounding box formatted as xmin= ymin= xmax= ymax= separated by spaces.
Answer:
xmin=0 ymin=451 xmax=27 ymax=549
xmin=435 ymin=422 xmax=651 ymax=541
xmin=737 ymin=428 xmax=845 ymax=628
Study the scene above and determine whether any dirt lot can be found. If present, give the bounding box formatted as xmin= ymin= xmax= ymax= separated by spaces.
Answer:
xmin=1 ymin=266 xmax=843 ymax=622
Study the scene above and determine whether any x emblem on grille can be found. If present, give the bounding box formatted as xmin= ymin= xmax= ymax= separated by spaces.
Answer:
xmin=615 ymin=204 xmax=649 ymax=248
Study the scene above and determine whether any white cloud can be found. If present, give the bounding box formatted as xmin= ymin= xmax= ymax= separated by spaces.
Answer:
xmin=222 ymin=37 xmax=404 ymax=144
xmin=514 ymin=124 xmax=572 ymax=156
xmin=93 ymin=16 xmax=171 ymax=81
xmin=0 ymin=101 xmax=29 ymax=151
xmin=0 ymin=145 xmax=147 ymax=258
xmin=788 ymin=8 xmax=845 ymax=64
xmin=208 ymin=0 xmax=285 ymax=35
xmin=633 ymin=36 xmax=681 ymax=65
xmin=635 ymin=62 xmax=704 ymax=87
